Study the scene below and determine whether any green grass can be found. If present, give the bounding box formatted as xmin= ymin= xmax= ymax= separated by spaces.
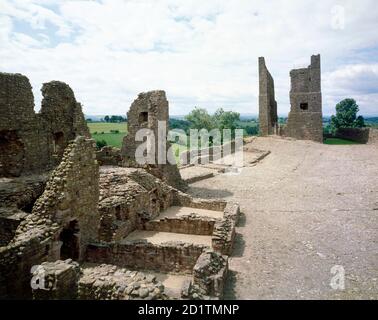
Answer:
xmin=92 ymin=132 xmax=125 ymax=148
xmin=323 ymin=138 xmax=361 ymax=145
xmin=88 ymin=122 xmax=186 ymax=163
xmin=87 ymin=122 xmax=128 ymax=134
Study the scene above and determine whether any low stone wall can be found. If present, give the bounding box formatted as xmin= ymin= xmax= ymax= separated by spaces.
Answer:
xmin=180 ymin=140 xmax=241 ymax=165
xmin=96 ymin=146 xmax=122 ymax=166
xmin=143 ymin=216 xmax=216 ymax=236
xmin=173 ymin=191 xmax=227 ymax=211
xmin=212 ymin=219 xmax=236 ymax=256
xmin=32 ymin=259 xmax=80 ymax=300
xmin=86 ymin=241 xmax=207 ymax=274
xmin=335 ymin=127 xmax=370 ymax=143
xmin=79 ymin=264 xmax=165 ymax=300
xmin=368 ymin=128 xmax=378 ymax=144
xmin=191 ymin=251 xmax=228 ymax=299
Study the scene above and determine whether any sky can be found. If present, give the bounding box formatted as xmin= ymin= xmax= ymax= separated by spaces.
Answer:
xmin=1 ymin=0 xmax=378 ymax=116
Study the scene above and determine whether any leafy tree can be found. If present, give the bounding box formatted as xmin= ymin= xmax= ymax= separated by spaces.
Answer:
xmin=213 ymin=108 xmax=240 ymax=132
xmin=185 ymin=107 xmax=213 ymax=131
xmin=330 ymin=98 xmax=365 ymax=133
xmin=104 ymin=115 xmax=110 ymax=123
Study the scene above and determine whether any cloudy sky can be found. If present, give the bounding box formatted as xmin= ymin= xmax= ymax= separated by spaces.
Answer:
xmin=1 ymin=0 xmax=378 ymax=116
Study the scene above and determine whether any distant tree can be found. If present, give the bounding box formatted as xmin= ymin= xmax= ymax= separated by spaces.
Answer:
xmin=169 ymin=118 xmax=191 ymax=133
xmin=104 ymin=115 xmax=110 ymax=123
xmin=96 ymin=139 xmax=107 ymax=149
xmin=185 ymin=107 xmax=213 ymax=131
xmin=86 ymin=118 xmax=92 ymax=122
xmin=330 ymin=98 xmax=365 ymax=133
xmin=213 ymin=108 xmax=240 ymax=131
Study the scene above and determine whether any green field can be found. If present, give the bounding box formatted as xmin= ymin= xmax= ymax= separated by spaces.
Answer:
xmin=88 ymin=122 xmax=186 ymax=163
xmin=88 ymin=122 xmax=127 ymax=148
xmin=88 ymin=122 xmax=128 ymax=134
xmin=323 ymin=138 xmax=361 ymax=145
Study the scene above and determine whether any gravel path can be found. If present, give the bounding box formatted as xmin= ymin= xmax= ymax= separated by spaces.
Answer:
xmin=188 ymin=137 xmax=378 ymax=299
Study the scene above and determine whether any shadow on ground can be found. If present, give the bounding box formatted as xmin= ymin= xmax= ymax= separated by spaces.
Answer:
xmin=223 ymin=270 xmax=238 ymax=299
xmin=187 ymin=186 xmax=234 ymax=199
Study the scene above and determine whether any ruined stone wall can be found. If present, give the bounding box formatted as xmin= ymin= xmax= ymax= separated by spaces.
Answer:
xmin=335 ymin=127 xmax=370 ymax=143
xmin=0 ymin=72 xmax=90 ymax=177
xmin=86 ymin=241 xmax=207 ymax=274
xmin=29 ymin=136 xmax=99 ymax=261
xmin=121 ymin=91 xmax=186 ymax=190
xmin=0 ymin=137 xmax=99 ymax=299
xmin=98 ymin=167 xmax=174 ymax=242
xmin=368 ymin=128 xmax=378 ymax=145
xmin=285 ymin=55 xmax=323 ymax=143
xmin=335 ymin=127 xmax=378 ymax=144
xmin=258 ymin=57 xmax=278 ymax=136
xmin=96 ymin=146 xmax=122 ymax=166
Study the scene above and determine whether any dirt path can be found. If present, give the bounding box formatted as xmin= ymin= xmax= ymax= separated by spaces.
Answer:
xmin=188 ymin=137 xmax=378 ymax=299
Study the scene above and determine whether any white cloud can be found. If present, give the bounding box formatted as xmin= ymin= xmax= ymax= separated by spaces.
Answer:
xmin=0 ymin=0 xmax=378 ymax=116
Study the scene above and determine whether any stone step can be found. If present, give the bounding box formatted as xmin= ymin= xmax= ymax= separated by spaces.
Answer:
xmin=122 ymin=230 xmax=212 ymax=247
xmin=142 ymin=206 xmax=223 ymax=236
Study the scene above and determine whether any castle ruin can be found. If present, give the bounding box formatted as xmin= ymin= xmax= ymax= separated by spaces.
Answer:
xmin=258 ymin=57 xmax=278 ymax=136
xmin=258 ymin=55 xmax=323 ymax=143
xmin=0 ymin=72 xmax=238 ymax=300
xmin=121 ymin=90 xmax=187 ymax=191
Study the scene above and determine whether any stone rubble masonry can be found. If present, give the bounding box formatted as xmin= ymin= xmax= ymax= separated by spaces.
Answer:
xmin=121 ymin=90 xmax=187 ymax=191
xmin=0 ymin=71 xmax=240 ymax=300
xmin=336 ymin=127 xmax=378 ymax=145
xmin=32 ymin=260 xmax=166 ymax=300
xmin=258 ymin=57 xmax=278 ymax=136
xmin=32 ymin=259 xmax=80 ymax=300
xmin=0 ymin=72 xmax=90 ymax=177
xmin=191 ymin=251 xmax=228 ymax=299
xmin=96 ymin=146 xmax=122 ymax=166
xmin=98 ymin=166 xmax=174 ymax=242
xmin=0 ymin=136 xmax=98 ymax=298
xmin=78 ymin=264 xmax=165 ymax=300
xmin=86 ymin=241 xmax=207 ymax=274
xmin=285 ymin=55 xmax=323 ymax=143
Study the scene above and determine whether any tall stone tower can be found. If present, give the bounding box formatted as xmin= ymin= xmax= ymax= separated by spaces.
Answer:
xmin=285 ymin=55 xmax=323 ymax=143
xmin=121 ymin=90 xmax=186 ymax=191
xmin=258 ymin=57 xmax=278 ymax=136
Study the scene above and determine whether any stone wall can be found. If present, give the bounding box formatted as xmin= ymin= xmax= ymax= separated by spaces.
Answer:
xmin=86 ymin=241 xmax=207 ymax=274
xmin=335 ymin=127 xmax=378 ymax=144
xmin=98 ymin=167 xmax=174 ymax=242
xmin=121 ymin=91 xmax=186 ymax=190
xmin=0 ymin=137 xmax=99 ymax=298
xmin=29 ymin=136 xmax=99 ymax=261
xmin=0 ymin=72 xmax=90 ymax=177
xmin=96 ymin=146 xmax=122 ymax=166
xmin=191 ymin=251 xmax=228 ymax=299
xmin=179 ymin=140 xmax=242 ymax=165
xmin=258 ymin=57 xmax=278 ymax=136
xmin=285 ymin=55 xmax=323 ymax=143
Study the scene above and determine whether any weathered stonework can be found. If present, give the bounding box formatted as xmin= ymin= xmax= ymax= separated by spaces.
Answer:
xmin=0 ymin=72 xmax=239 ymax=300
xmin=0 ymin=137 xmax=98 ymax=298
xmin=258 ymin=57 xmax=278 ymax=136
xmin=96 ymin=146 xmax=122 ymax=166
xmin=32 ymin=259 xmax=81 ymax=300
xmin=0 ymin=72 xmax=90 ymax=177
xmin=121 ymin=91 xmax=186 ymax=191
xmin=335 ymin=127 xmax=378 ymax=145
xmin=285 ymin=55 xmax=323 ymax=143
